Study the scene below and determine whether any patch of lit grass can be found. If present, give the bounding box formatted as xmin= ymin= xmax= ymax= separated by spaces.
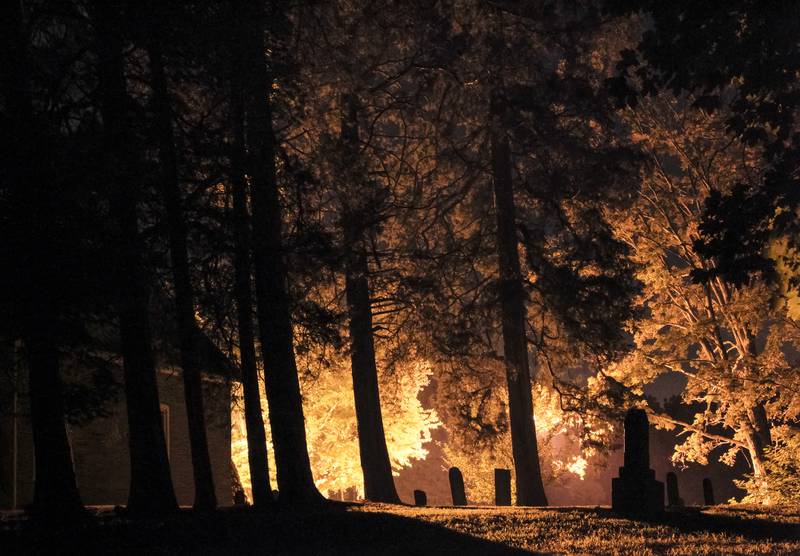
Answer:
xmin=359 ymin=504 xmax=800 ymax=555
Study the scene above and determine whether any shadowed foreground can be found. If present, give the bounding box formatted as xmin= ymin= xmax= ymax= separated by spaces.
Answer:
xmin=2 ymin=503 xmax=799 ymax=555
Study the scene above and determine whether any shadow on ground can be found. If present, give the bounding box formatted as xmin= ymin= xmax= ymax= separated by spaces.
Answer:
xmin=1 ymin=504 xmax=535 ymax=556
xmin=559 ymin=506 xmax=800 ymax=543
xmin=4 ymin=504 xmax=800 ymax=555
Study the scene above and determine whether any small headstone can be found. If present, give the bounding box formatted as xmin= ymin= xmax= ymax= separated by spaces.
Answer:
xmin=449 ymin=467 xmax=467 ymax=506
xmin=702 ymin=478 xmax=715 ymax=506
xmin=495 ymin=468 xmax=512 ymax=506
xmin=413 ymin=489 xmax=427 ymax=506
xmin=611 ymin=408 xmax=664 ymax=517
xmin=343 ymin=486 xmax=357 ymax=502
xmin=666 ymin=472 xmax=684 ymax=507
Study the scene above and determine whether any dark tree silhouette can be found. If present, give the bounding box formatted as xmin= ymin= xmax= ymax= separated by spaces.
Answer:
xmin=340 ymin=95 xmax=401 ymax=504
xmin=0 ymin=0 xmax=84 ymax=520
xmin=143 ymin=6 xmax=217 ymax=511
xmin=91 ymin=0 xmax=178 ymax=514
xmin=234 ymin=0 xmax=322 ymax=503
xmin=489 ymin=94 xmax=547 ymax=506
xmin=420 ymin=3 xmax=640 ymax=502
xmin=227 ymin=13 xmax=273 ymax=506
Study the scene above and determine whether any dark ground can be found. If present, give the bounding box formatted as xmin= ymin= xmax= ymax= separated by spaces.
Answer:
xmin=2 ymin=503 xmax=799 ymax=555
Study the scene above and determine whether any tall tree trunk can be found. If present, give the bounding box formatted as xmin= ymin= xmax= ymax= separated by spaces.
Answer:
xmin=92 ymin=1 xmax=178 ymax=514
xmin=341 ymin=96 xmax=400 ymax=503
xmin=344 ymin=249 xmax=401 ymax=503
xmin=24 ymin=312 xmax=84 ymax=518
xmin=489 ymin=99 xmax=548 ymax=507
xmin=145 ymin=31 xmax=217 ymax=512
xmin=228 ymin=44 xmax=273 ymax=507
xmin=236 ymin=0 xmax=321 ymax=504
xmin=2 ymin=0 xmax=84 ymax=520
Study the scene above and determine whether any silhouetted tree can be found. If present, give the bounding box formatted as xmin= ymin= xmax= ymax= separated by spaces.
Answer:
xmin=142 ymin=2 xmax=217 ymax=511
xmin=489 ymin=90 xmax=547 ymax=505
xmin=421 ymin=1 xmax=639 ymax=505
xmin=91 ymin=0 xmax=178 ymax=514
xmin=339 ymin=94 xmax=401 ymax=503
xmin=226 ymin=6 xmax=273 ymax=506
xmin=0 ymin=0 xmax=84 ymax=520
xmin=234 ymin=0 xmax=322 ymax=503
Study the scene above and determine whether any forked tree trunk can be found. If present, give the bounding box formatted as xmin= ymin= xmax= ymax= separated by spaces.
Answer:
xmin=743 ymin=419 xmax=770 ymax=504
xmin=340 ymin=96 xmax=400 ymax=503
xmin=489 ymin=99 xmax=548 ymax=507
xmin=745 ymin=431 xmax=768 ymax=478
xmin=92 ymin=1 xmax=177 ymax=514
xmin=236 ymin=0 xmax=321 ymax=504
xmin=228 ymin=42 xmax=273 ymax=507
xmin=2 ymin=0 xmax=84 ymax=520
xmin=146 ymin=34 xmax=216 ymax=511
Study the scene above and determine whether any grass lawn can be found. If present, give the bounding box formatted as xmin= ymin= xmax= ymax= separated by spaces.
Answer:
xmin=2 ymin=503 xmax=799 ymax=555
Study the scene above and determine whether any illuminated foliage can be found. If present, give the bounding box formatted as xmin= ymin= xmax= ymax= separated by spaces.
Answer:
xmin=232 ymin=352 xmax=439 ymax=500
xmin=441 ymin=380 xmax=593 ymax=503
xmin=607 ymin=92 xmax=800 ymax=501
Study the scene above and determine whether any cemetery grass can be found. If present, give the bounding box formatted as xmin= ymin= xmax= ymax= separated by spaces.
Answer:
xmin=2 ymin=503 xmax=800 ymax=555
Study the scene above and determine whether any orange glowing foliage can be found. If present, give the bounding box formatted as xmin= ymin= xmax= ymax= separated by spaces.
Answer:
xmin=232 ymin=354 xmax=439 ymax=501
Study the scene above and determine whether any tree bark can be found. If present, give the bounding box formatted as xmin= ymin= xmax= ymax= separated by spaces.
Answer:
xmin=751 ymin=402 xmax=772 ymax=449
xmin=2 ymin=0 xmax=84 ymax=520
xmin=236 ymin=0 xmax=321 ymax=504
xmin=92 ymin=0 xmax=178 ymax=514
xmin=489 ymin=99 xmax=548 ymax=506
xmin=24 ymin=312 xmax=85 ymax=518
xmin=743 ymin=419 xmax=769 ymax=500
xmin=340 ymin=96 xmax=400 ymax=503
xmin=145 ymin=33 xmax=217 ymax=511
xmin=745 ymin=404 xmax=771 ymax=483
xmin=228 ymin=41 xmax=273 ymax=507
xmin=345 ymin=249 xmax=401 ymax=503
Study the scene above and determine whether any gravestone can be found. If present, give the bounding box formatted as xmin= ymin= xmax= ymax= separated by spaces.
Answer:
xmin=495 ymin=468 xmax=512 ymax=506
xmin=702 ymin=478 xmax=715 ymax=506
xmin=449 ymin=467 xmax=467 ymax=506
xmin=666 ymin=472 xmax=684 ymax=507
xmin=611 ymin=408 xmax=664 ymax=516
xmin=414 ymin=489 xmax=427 ymax=506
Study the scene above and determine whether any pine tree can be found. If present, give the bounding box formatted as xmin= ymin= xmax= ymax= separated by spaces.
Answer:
xmin=234 ymin=0 xmax=322 ymax=503
xmin=91 ymin=0 xmax=178 ymax=514
xmin=142 ymin=4 xmax=217 ymax=510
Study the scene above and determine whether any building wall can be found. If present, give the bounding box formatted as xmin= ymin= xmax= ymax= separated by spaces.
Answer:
xmin=0 ymin=345 xmax=15 ymax=510
xmin=0 ymin=347 xmax=35 ymax=511
xmin=0 ymin=364 xmax=233 ymax=509
xmin=152 ymin=368 xmax=232 ymax=507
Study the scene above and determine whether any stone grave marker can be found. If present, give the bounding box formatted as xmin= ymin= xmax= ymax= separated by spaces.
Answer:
xmin=495 ymin=468 xmax=512 ymax=506
xmin=703 ymin=478 xmax=715 ymax=506
xmin=611 ymin=408 xmax=664 ymax=516
xmin=449 ymin=467 xmax=467 ymax=506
